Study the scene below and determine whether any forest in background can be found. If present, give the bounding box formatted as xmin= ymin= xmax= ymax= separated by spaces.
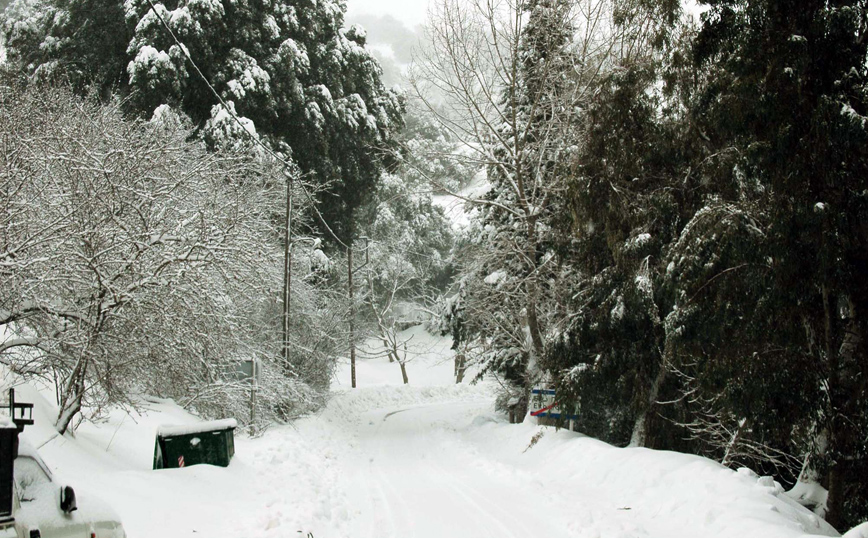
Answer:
xmin=0 ymin=0 xmax=866 ymax=531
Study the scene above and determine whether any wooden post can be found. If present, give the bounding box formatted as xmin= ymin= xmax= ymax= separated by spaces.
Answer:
xmin=249 ymin=361 xmax=257 ymax=436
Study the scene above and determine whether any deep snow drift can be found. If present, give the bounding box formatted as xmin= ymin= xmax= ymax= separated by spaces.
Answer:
xmin=4 ymin=326 xmax=847 ymax=538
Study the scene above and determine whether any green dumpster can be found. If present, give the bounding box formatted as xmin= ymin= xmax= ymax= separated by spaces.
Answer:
xmin=153 ymin=418 xmax=237 ymax=470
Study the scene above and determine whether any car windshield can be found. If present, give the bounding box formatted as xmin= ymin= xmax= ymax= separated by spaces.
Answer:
xmin=14 ymin=455 xmax=51 ymax=500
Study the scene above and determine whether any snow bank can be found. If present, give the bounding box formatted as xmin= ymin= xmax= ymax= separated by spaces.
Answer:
xmin=12 ymin=378 xmax=347 ymax=538
xmin=456 ymin=416 xmax=839 ymax=538
xmin=843 ymin=522 xmax=868 ymax=538
xmin=324 ymin=382 xmax=495 ymax=426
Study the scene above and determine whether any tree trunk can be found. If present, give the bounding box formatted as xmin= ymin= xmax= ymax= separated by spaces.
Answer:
xmin=455 ymin=352 xmax=466 ymax=384
xmin=509 ymin=394 xmax=529 ymax=424
xmin=526 ymin=295 xmax=545 ymax=357
xmin=629 ymin=360 xmax=666 ymax=448
xmin=56 ymin=355 xmax=88 ymax=435
xmin=825 ymin=294 xmax=863 ymax=530
xmin=281 ymin=172 xmax=293 ymax=368
xmin=821 ymin=285 xmax=843 ymax=528
xmin=525 ymin=221 xmax=545 ymax=359
xmin=399 ymin=361 xmax=409 ymax=385
xmin=826 ymin=464 xmax=845 ymax=530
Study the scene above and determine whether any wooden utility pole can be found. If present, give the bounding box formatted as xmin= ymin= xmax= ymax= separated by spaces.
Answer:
xmin=282 ymin=171 xmax=293 ymax=365
xmin=249 ymin=361 xmax=257 ymax=436
xmin=347 ymin=236 xmax=368 ymax=389
xmin=348 ymin=245 xmax=356 ymax=388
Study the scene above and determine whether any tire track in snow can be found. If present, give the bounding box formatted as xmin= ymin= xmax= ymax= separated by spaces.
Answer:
xmin=427 ymin=458 xmax=544 ymax=538
xmin=342 ymin=401 xmax=577 ymax=538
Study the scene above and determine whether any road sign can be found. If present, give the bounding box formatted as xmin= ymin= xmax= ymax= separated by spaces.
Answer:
xmin=530 ymin=388 xmax=578 ymax=420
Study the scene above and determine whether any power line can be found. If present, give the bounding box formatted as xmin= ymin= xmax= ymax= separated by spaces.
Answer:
xmin=143 ymin=0 xmax=372 ymax=390
xmin=142 ymin=0 xmax=349 ymax=250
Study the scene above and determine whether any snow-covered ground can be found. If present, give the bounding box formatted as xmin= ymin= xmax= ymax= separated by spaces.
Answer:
xmin=6 ymin=326 xmax=850 ymax=538
xmin=432 ymin=168 xmax=489 ymax=231
xmin=334 ymin=324 xmax=473 ymax=388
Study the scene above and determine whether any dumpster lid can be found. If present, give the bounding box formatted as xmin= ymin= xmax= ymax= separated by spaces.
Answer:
xmin=157 ymin=419 xmax=237 ymax=437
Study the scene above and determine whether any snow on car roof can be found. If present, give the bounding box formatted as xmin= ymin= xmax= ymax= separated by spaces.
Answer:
xmin=156 ymin=418 xmax=237 ymax=437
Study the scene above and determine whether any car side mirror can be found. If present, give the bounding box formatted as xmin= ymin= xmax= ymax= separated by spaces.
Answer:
xmin=60 ymin=485 xmax=77 ymax=513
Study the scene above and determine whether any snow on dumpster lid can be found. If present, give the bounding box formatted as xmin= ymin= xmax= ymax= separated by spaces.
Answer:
xmin=0 ymin=416 xmax=15 ymax=430
xmin=157 ymin=418 xmax=237 ymax=437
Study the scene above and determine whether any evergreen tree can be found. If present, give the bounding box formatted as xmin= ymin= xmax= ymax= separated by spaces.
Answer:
xmin=539 ymin=1 xmax=685 ymax=446
xmin=545 ymin=55 xmax=697 ymax=447
xmin=1 ymin=0 xmax=404 ymax=243
xmin=685 ymin=0 xmax=868 ymax=527
xmin=544 ymin=2 xmax=868 ymax=527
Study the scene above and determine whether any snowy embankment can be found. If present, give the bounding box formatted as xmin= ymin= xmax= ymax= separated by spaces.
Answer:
xmin=5 ymin=324 xmax=851 ymax=538
xmin=455 ymin=418 xmax=837 ymax=538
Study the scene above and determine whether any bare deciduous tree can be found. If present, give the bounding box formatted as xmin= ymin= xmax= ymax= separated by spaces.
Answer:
xmin=0 ymin=81 xmax=314 ymax=433
xmin=410 ymin=0 xmax=664 ymax=419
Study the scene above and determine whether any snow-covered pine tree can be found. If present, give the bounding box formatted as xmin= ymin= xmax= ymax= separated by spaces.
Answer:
xmin=532 ymin=0 xmax=683 ymax=444
xmin=482 ymin=0 xmax=579 ymax=418
xmin=681 ymin=0 xmax=868 ymax=528
xmin=417 ymin=0 xmax=581 ymax=420
xmin=1 ymin=0 xmax=404 ymax=244
xmin=544 ymin=49 xmax=690 ymax=447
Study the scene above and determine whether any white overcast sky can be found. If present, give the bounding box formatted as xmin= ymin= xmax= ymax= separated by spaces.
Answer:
xmin=346 ymin=0 xmax=432 ymax=29
xmin=346 ymin=0 xmax=707 ymax=31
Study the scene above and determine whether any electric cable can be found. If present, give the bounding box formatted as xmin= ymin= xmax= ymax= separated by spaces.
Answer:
xmin=142 ymin=0 xmax=349 ymax=249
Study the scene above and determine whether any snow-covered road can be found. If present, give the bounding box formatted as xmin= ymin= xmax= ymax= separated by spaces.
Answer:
xmin=14 ymin=326 xmax=844 ymax=538
xmin=344 ymin=400 xmax=574 ymax=538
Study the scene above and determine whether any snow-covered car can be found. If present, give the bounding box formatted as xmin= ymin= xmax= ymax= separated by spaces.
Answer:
xmin=10 ymin=441 xmax=125 ymax=538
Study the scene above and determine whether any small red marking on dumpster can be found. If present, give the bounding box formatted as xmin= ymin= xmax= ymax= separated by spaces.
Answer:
xmin=178 ymin=455 xmax=185 ymax=467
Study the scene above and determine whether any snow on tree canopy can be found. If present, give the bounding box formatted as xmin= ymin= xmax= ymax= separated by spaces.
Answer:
xmin=221 ymin=49 xmax=271 ymax=102
xmin=346 ymin=24 xmax=366 ymax=45
xmin=278 ymin=38 xmax=309 ymax=75
xmin=610 ymin=295 xmax=626 ymax=321
xmin=202 ymin=100 xmax=259 ymax=151
xmin=484 ymin=270 xmax=506 ymax=285
xmin=149 ymin=103 xmax=189 ymax=129
xmin=841 ymin=102 xmax=868 ymax=129
xmin=1 ymin=0 xmax=403 ymax=245
xmin=626 ymin=233 xmax=651 ymax=250
xmin=127 ymin=45 xmax=187 ymax=93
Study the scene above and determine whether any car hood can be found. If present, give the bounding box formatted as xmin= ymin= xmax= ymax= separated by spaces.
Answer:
xmin=16 ymin=483 xmax=124 ymax=538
